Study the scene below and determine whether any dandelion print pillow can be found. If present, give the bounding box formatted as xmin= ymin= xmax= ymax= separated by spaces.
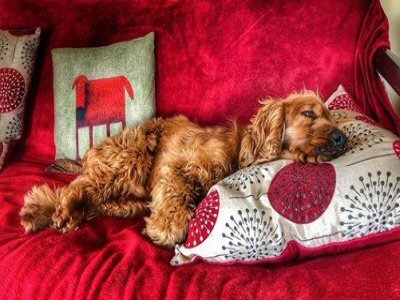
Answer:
xmin=171 ymin=86 xmax=400 ymax=266
xmin=51 ymin=32 xmax=155 ymax=174
xmin=0 ymin=28 xmax=40 ymax=170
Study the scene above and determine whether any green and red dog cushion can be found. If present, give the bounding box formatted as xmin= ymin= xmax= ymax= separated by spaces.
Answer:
xmin=50 ymin=32 xmax=155 ymax=173
xmin=172 ymin=86 xmax=400 ymax=265
xmin=0 ymin=28 xmax=40 ymax=170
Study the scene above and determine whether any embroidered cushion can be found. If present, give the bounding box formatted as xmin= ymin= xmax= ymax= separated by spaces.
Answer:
xmin=171 ymin=86 xmax=400 ymax=265
xmin=0 ymin=28 xmax=40 ymax=170
xmin=51 ymin=32 xmax=155 ymax=173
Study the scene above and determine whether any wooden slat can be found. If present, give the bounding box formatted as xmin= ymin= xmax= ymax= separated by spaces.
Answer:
xmin=375 ymin=48 xmax=400 ymax=96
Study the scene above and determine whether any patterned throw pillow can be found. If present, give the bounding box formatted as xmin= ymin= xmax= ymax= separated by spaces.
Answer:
xmin=171 ymin=86 xmax=400 ymax=266
xmin=50 ymin=32 xmax=155 ymax=173
xmin=0 ymin=28 xmax=40 ymax=170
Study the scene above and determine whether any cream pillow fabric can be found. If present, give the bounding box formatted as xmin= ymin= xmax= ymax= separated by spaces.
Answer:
xmin=0 ymin=28 xmax=40 ymax=170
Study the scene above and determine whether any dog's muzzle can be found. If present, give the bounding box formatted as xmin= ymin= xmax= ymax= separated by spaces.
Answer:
xmin=315 ymin=128 xmax=348 ymax=159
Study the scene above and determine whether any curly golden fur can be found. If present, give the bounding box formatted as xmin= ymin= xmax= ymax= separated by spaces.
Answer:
xmin=21 ymin=91 xmax=347 ymax=247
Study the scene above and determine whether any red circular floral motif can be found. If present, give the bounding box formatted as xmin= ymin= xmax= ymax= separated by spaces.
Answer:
xmin=328 ymin=94 xmax=362 ymax=113
xmin=393 ymin=141 xmax=400 ymax=160
xmin=184 ymin=190 xmax=220 ymax=248
xmin=268 ymin=163 xmax=336 ymax=224
xmin=0 ymin=68 xmax=25 ymax=113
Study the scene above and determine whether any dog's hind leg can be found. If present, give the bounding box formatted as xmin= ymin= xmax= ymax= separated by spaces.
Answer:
xmin=21 ymin=179 xmax=91 ymax=233
xmin=96 ymin=196 xmax=149 ymax=218
xmin=50 ymin=177 xmax=150 ymax=232
xmin=22 ymin=118 xmax=162 ymax=233
xmin=51 ymin=123 xmax=161 ymax=231
xmin=51 ymin=175 xmax=91 ymax=232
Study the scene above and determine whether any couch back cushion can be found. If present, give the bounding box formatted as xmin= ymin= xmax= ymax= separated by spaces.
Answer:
xmin=0 ymin=0 xmax=374 ymax=162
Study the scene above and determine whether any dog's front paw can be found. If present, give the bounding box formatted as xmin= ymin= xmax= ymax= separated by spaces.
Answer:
xmin=52 ymin=204 xmax=83 ymax=232
xmin=144 ymin=207 xmax=195 ymax=248
xmin=304 ymin=154 xmax=330 ymax=164
xmin=282 ymin=150 xmax=327 ymax=164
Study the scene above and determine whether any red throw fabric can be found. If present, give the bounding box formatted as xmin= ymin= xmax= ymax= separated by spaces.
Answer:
xmin=1 ymin=0 xmax=399 ymax=299
xmin=2 ymin=161 xmax=400 ymax=299
xmin=354 ymin=0 xmax=400 ymax=134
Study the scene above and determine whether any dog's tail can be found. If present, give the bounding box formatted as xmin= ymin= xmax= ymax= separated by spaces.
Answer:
xmin=20 ymin=184 xmax=61 ymax=232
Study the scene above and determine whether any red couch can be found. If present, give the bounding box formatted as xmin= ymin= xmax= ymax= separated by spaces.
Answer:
xmin=1 ymin=0 xmax=400 ymax=299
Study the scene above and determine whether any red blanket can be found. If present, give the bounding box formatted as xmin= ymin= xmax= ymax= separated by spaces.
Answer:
xmin=2 ymin=160 xmax=400 ymax=299
xmin=1 ymin=0 xmax=400 ymax=298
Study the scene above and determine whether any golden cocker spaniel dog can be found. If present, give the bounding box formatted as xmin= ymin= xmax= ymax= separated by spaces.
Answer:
xmin=20 ymin=91 xmax=347 ymax=247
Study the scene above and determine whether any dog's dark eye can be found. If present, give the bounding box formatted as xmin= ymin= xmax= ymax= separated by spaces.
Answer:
xmin=301 ymin=110 xmax=317 ymax=119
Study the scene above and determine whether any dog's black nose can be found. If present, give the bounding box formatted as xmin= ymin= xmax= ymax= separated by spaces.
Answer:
xmin=330 ymin=128 xmax=347 ymax=151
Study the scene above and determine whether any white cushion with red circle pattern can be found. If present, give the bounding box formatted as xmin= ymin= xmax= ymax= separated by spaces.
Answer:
xmin=171 ymin=86 xmax=400 ymax=266
xmin=0 ymin=28 xmax=40 ymax=170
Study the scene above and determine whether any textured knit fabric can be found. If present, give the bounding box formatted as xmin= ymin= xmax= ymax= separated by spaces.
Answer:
xmin=1 ymin=0 xmax=400 ymax=299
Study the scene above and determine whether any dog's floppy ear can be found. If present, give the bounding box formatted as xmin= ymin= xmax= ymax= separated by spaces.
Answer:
xmin=239 ymin=99 xmax=285 ymax=167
